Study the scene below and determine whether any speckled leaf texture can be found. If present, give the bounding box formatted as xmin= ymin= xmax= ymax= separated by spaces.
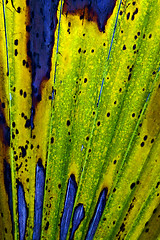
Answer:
xmin=0 ymin=0 xmax=160 ymax=239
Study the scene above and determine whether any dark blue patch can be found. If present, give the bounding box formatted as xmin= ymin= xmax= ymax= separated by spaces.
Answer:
xmin=70 ymin=203 xmax=85 ymax=240
xmin=27 ymin=0 xmax=60 ymax=128
xmin=4 ymin=160 xmax=14 ymax=236
xmin=33 ymin=160 xmax=45 ymax=240
xmin=0 ymin=109 xmax=10 ymax=146
xmin=17 ymin=181 xmax=28 ymax=240
xmin=60 ymin=174 xmax=77 ymax=240
xmin=63 ymin=0 xmax=117 ymax=32
xmin=85 ymin=188 xmax=108 ymax=240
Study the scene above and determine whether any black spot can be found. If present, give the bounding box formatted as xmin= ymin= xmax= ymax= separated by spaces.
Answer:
xmin=67 ymin=120 xmax=71 ymax=126
xmin=20 ymin=89 xmax=23 ymax=96
xmin=127 ymin=12 xmax=130 ymax=20
xmin=151 ymin=139 xmax=154 ymax=143
xmin=84 ymin=78 xmax=87 ymax=83
xmin=20 ymin=147 xmax=26 ymax=158
xmin=144 ymin=135 xmax=147 ymax=141
xmin=25 ymin=119 xmax=31 ymax=128
xmin=14 ymin=39 xmax=18 ymax=45
xmin=51 ymin=137 xmax=54 ymax=144
xmin=123 ymin=45 xmax=126 ymax=50
xmin=133 ymin=44 xmax=136 ymax=50
xmin=15 ymin=49 xmax=18 ymax=56
xmin=128 ymin=73 xmax=131 ymax=81
xmin=107 ymin=112 xmax=110 ymax=117
xmin=17 ymin=7 xmax=21 ymax=13
xmin=97 ymin=121 xmax=100 ymax=126
xmin=141 ymin=142 xmax=144 ymax=147
xmin=130 ymin=182 xmax=135 ymax=189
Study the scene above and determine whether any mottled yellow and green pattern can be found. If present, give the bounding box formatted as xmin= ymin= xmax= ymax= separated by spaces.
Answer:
xmin=0 ymin=0 xmax=160 ymax=239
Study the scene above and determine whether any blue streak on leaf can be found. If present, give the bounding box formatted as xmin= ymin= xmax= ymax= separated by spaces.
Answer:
xmin=60 ymin=174 xmax=77 ymax=240
xmin=97 ymin=78 xmax=104 ymax=107
xmin=17 ymin=181 xmax=28 ymax=240
xmin=33 ymin=160 xmax=45 ymax=240
xmin=70 ymin=203 xmax=85 ymax=240
xmin=85 ymin=188 xmax=108 ymax=240
xmin=4 ymin=159 xmax=14 ymax=236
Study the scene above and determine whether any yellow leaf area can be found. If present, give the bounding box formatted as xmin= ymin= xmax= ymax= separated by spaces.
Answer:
xmin=0 ymin=0 xmax=160 ymax=239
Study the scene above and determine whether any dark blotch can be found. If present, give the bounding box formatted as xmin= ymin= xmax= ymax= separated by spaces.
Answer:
xmin=69 ymin=204 xmax=85 ymax=240
xmin=28 ymin=0 xmax=60 ymax=128
xmin=17 ymin=180 xmax=28 ymax=240
xmin=33 ymin=160 xmax=45 ymax=240
xmin=60 ymin=174 xmax=77 ymax=240
xmin=86 ymin=188 xmax=108 ymax=240
xmin=4 ymin=159 xmax=14 ymax=236
xmin=63 ymin=0 xmax=117 ymax=32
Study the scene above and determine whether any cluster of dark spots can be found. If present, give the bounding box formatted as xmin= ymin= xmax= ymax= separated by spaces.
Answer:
xmin=19 ymin=146 xmax=27 ymax=158
xmin=16 ymin=162 xmax=23 ymax=172
xmin=116 ymin=222 xmax=125 ymax=237
xmin=63 ymin=0 xmax=117 ymax=32
xmin=131 ymin=8 xmax=138 ymax=21
xmin=22 ymin=60 xmax=29 ymax=68
xmin=25 ymin=119 xmax=31 ymax=128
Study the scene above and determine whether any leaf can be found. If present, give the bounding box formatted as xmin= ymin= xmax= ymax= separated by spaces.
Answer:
xmin=0 ymin=0 xmax=160 ymax=239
